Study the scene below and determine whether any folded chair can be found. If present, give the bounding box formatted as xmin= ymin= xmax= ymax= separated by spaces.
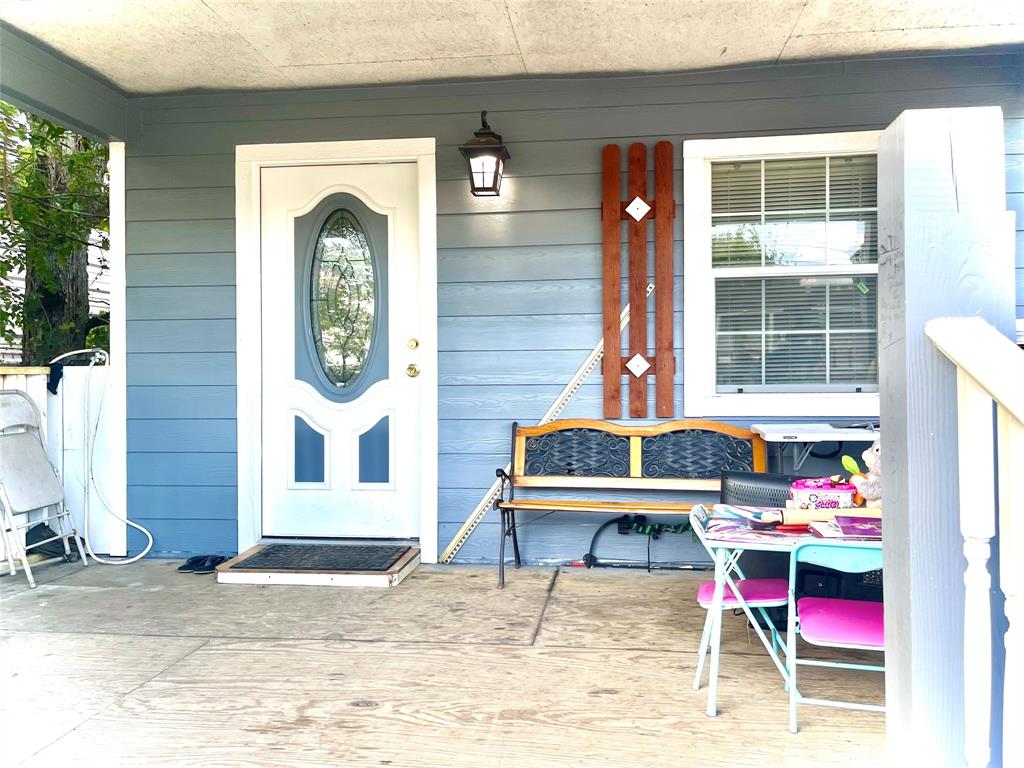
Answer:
xmin=0 ymin=390 xmax=88 ymax=588
xmin=787 ymin=541 xmax=884 ymax=733
xmin=690 ymin=506 xmax=789 ymax=693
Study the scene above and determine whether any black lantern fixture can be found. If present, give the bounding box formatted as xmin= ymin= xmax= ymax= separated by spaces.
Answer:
xmin=458 ymin=111 xmax=510 ymax=197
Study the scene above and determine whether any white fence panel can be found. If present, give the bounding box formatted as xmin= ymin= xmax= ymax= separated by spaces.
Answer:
xmin=0 ymin=364 xmax=123 ymax=563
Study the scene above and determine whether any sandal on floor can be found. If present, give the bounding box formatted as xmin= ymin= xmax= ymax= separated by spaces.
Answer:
xmin=177 ymin=555 xmax=209 ymax=573
xmin=193 ymin=555 xmax=227 ymax=575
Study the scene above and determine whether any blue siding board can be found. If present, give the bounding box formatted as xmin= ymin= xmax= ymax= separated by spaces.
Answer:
xmin=128 ymin=352 xmax=236 ymax=386
xmin=128 ymin=518 xmax=236 ymax=557
xmin=128 ymin=486 xmax=238 ymax=520
xmin=127 ymin=386 xmax=236 ymax=420
xmin=127 ymin=221 xmax=234 ymax=254
xmin=128 ymin=452 xmax=236 ymax=486
xmin=123 ymin=53 xmax=1024 ymax=558
xmin=127 ymin=319 xmax=235 ymax=353
xmin=1007 ymin=154 xmax=1023 ymax=194
xmin=439 ymin=244 xmax=602 ymax=282
xmin=126 ymin=154 xmax=236 ymax=190
xmin=1008 ymin=193 xmax=1024 ymax=225
xmin=440 ymin=312 xmax=683 ymax=352
xmin=128 ymin=188 xmax=235 ymax=221
xmin=127 ymin=286 xmax=236 ymax=320
xmin=438 ymin=277 xmax=683 ymax=317
xmin=128 ymin=419 xmax=237 ymax=453
xmin=437 ymin=350 xmax=680 ymax=386
xmin=1006 ymin=118 xmax=1024 ymax=153
xmin=439 ymin=384 xmax=688 ymax=421
xmin=437 ymin=522 xmax=709 ymax=565
xmin=128 ymin=253 xmax=235 ymax=287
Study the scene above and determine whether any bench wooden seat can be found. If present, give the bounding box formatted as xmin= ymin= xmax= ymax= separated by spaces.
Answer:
xmin=495 ymin=498 xmax=696 ymax=515
xmin=494 ymin=418 xmax=767 ymax=587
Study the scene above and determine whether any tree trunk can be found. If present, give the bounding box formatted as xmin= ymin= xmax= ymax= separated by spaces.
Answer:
xmin=19 ymin=136 xmax=92 ymax=365
xmin=21 ymin=243 xmax=89 ymax=365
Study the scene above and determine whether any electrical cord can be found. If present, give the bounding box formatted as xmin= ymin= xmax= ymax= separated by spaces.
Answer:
xmin=582 ymin=515 xmax=692 ymax=570
xmin=48 ymin=348 xmax=153 ymax=564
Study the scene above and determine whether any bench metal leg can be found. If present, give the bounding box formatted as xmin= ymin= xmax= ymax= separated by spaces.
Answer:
xmin=510 ymin=511 xmax=521 ymax=568
xmin=498 ymin=509 xmax=507 ymax=589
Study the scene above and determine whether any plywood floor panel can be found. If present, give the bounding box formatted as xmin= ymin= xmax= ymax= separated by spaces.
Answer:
xmin=21 ymin=638 xmax=883 ymax=768
xmin=0 ymin=560 xmax=84 ymax=602
xmin=0 ymin=630 xmax=205 ymax=766
xmin=0 ymin=561 xmax=553 ymax=645
xmin=3 ymin=560 xmax=885 ymax=767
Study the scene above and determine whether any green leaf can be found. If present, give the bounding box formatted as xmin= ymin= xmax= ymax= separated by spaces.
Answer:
xmin=841 ymin=455 xmax=862 ymax=475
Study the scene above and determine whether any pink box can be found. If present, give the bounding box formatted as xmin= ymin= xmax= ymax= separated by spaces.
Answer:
xmin=790 ymin=478 xmax=857 ymax=510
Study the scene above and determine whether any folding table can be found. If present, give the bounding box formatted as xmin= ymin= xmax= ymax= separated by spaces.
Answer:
xmin=750 ymin=423 xmax=879 ymax=472
xmin=690 ymin=504 xmax=882 ymax=718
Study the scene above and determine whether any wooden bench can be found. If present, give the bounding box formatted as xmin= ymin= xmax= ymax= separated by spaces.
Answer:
xmin=494 ymin=418 xmax=767 ymax=587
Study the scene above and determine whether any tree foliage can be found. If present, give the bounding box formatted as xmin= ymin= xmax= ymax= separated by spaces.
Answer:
xmin=1 ymin=100 xmax=109 ymax=364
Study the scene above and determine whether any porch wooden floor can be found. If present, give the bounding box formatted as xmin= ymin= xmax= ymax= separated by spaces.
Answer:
xmin=0 ymin=560 xmax=884 ymax=767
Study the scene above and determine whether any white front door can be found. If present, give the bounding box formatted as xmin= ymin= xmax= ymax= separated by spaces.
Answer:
xmin=259 ymin=162 xmax=423 ymax=538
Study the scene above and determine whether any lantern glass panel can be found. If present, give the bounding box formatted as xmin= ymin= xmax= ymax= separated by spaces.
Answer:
xmin=469 ymin=153 xmax=502 ymax=194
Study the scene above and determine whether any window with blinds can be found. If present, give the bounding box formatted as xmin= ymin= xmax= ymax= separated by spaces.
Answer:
xmin=709 ymin=154 xmax=879 ymax=393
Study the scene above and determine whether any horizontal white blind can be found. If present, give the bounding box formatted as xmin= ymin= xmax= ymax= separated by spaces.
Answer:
xmin=710 ymin=154 xmax=878 ymax=393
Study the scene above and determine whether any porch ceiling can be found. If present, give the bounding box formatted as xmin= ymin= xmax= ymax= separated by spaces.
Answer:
xmin=1 ymin=0 xmax=1022 ymax=95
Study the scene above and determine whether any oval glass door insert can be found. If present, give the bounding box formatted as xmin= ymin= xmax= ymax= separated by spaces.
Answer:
xmin=310 ymin=209 xmax=376 ymax=387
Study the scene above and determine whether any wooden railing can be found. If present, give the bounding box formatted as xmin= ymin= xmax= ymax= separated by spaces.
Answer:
xmin=925 ymin=317 xmax=1023 ymax=768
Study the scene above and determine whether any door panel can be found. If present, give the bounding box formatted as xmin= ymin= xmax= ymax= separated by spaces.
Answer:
xmin=260 ymin=162 xmax=420 ymax=538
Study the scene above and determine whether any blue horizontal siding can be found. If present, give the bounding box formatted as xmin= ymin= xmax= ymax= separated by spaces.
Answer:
xmin=127 ymin=353 xmax=236 ymax=386
xmin=124 ymin=52 xmax=1024 ymax=559
xmin=128 ymin=486 xmax=237 ymax=520
xmin=128 ymin=452 xmax=236 ymax=486
xmin=128 ymin=419 xmax=236 ymax=453
xmin=128 ymin=518 xmax=236 ymax=557
xmin=127 ymin=386 xmax=236 ymax=420
xmin=127 ymin=319 xmax=235 ymax=353
xmin=127 ymin=253 xmax=235 ymax=287
xmin=127 ymin=287 xmax=235 ymax=320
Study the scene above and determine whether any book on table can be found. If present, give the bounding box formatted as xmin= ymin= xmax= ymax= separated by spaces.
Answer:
xmin=809 ymin=517 xmax=882 ymax=539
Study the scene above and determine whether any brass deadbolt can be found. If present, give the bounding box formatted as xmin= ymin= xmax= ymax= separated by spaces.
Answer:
xmin=407 ymin=338 xmax=419 ymax=350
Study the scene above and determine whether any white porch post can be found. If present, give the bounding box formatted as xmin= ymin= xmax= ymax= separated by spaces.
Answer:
xmin=878 ymin=107 xmax=1016 ymax=766
xmin=106 ymin=141 xmax=128 ymax=556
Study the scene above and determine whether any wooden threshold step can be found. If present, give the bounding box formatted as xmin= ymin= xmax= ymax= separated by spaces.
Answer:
xmin=216 ymin=544 xmax=420 ymax=588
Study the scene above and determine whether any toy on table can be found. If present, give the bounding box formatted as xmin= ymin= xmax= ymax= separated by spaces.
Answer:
xmin=789 ymin=477 xmax=858 ymax=510
xmin=842 ymin=439 xmax=882 ymax=509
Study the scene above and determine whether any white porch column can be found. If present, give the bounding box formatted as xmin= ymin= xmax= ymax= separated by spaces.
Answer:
xmin=878 ymin=107 xmax=1016 ymax=766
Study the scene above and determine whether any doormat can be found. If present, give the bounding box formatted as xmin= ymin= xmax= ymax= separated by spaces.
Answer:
xmin=229 ymin=544 xmax=410 ymax=572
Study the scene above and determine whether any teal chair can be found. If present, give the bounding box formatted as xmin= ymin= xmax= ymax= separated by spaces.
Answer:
xmin=787 ymin=541 xmax=885 ymax=733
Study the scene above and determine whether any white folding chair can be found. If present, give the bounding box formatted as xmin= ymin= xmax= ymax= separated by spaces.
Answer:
xmin=0 ymin=390 xmax=88 ymax=587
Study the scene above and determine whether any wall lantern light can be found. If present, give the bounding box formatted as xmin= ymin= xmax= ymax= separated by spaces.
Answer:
xmin=458 ymin=110 xmax=510 ymax=197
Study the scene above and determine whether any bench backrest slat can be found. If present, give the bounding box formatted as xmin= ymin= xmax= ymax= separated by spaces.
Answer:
xmin=511 ymin=418 xmax=766 ymax=492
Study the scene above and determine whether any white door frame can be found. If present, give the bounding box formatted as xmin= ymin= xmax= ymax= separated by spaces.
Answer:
xmin=234 ymin=138 xmax=438 ymax=562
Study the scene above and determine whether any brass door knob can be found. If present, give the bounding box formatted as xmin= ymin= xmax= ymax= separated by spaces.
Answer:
xmin=406 ymin=363 xmax=421 ymax=378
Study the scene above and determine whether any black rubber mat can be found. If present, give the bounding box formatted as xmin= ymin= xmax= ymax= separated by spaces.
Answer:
xmin=229 ymin=544 xmax=410 ymax=572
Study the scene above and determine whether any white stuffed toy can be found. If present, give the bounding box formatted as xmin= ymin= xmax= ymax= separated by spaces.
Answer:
xmin=849 ymin=439 xmax=882 ymax=509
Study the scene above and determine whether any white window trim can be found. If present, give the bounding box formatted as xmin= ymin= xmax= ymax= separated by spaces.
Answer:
xmin=682 ymin=130 xmax=882 ymax=418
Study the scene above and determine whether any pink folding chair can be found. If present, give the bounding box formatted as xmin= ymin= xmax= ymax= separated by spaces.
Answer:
xmin=787 ymin=541 xmax=885 ymax=732
xmin=690 ymin=507 xmax=789 ymax=693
